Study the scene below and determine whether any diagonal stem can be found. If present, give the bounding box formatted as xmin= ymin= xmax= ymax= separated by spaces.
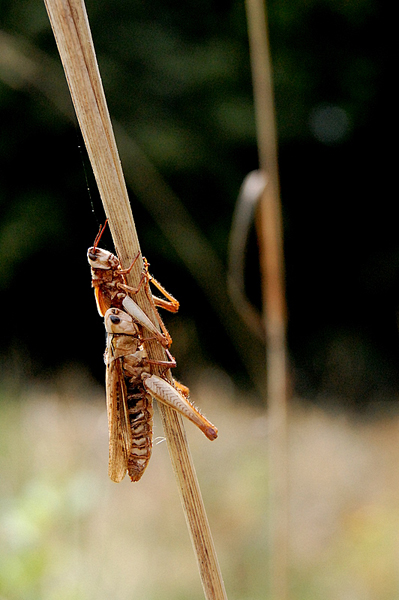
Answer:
xmin=43 ymin=0 xmax=227 ymax=597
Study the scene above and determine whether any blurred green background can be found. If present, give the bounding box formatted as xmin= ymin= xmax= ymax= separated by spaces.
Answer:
xmin=0 ymin=0 xmax=395 ymax=406
xmin=1 ymin=2 xmax=398 ymax=599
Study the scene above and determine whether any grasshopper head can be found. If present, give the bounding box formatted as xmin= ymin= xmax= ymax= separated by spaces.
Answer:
xmin=105 ymin=308 xmax=139 ymax=336
xmin=87 ymin=246 xmax=119 ymax=270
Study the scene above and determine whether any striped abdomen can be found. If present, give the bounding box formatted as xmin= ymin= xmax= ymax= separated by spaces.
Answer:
xmin=126 ymin=383 xmax=154 ymax=482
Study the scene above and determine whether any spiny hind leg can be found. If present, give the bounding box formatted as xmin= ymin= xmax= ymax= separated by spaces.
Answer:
xmin=122 ymin=296 xmax=171 ymax=348
xmin=172 ymin=379 xmax=190 ymax=399
xmin=142 ymin=373 xmax=218 ymax=441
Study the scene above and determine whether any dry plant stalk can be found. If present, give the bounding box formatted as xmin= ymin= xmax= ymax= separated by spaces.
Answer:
xmin=43 ymin=0 xmax=227 ymax=597
xmin=0 ymin=30 xmax=265 ymax=392
xmin=245 ymin=0 xmax=289 ymax=599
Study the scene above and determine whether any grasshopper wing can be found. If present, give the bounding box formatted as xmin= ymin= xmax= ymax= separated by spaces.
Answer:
xmin=95 ymin=286 xmax=111 ymax=317
xmin=105 ymin=347 xmax=131 ymax=483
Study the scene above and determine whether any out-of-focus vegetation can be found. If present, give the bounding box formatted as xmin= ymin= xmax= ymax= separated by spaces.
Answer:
xmin=0 ymin=3 xmax=396 ymax=597
xmin=0 ymin=0 xmax=394 ymax=405
xmin=1 ymin=377 xmax=399 ymax=599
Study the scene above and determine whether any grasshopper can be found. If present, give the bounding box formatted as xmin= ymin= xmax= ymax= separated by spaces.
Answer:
xmin=105 ymin=308 xmax=218 ymax=482
xmin=87 ymin=222 xmax=178 ymax=347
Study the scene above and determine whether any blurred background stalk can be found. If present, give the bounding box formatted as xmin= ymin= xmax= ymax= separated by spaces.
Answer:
xmin=245 ymin=0 xmax=289 ymax=598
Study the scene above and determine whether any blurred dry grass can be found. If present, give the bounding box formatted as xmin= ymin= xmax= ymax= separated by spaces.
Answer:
xmin=1 ymin=369 xmax=399 ymax=599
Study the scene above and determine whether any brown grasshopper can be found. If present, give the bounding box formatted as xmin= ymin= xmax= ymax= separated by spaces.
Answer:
xmin=87 ymin=222 xmax=178 ymax=347
xmin=105 ymin=307 xmax=218 ymax=482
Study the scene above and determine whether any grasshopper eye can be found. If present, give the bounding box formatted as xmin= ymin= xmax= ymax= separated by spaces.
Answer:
xmin=110 ymin=315 xmax=121 ymax=324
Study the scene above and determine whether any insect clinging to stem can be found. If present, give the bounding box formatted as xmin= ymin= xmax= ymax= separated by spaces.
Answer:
xmin=87 ymin=221 xmax=179 ymax=347
xmin=105 ymin=307 xmax=218 ymax=482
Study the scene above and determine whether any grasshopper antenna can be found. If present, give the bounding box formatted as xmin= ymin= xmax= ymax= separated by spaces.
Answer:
xmin=93 ymin=219 xmax=108 ymax=249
